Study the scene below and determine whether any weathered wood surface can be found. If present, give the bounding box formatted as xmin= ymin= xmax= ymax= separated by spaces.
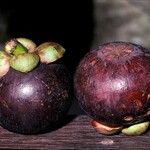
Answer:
xmin=0 ymin=115 xmax=149 ymax=149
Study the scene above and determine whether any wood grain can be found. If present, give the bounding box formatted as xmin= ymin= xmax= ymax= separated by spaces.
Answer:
xmin=0 ymin=115 xmax=149 ymax=149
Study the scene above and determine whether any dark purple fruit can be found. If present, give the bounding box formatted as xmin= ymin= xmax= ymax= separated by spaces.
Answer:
xmin=74 ymin=42 xmax=150 ymax=127
xmin=0 ymin=63 xmax=72 ymax=134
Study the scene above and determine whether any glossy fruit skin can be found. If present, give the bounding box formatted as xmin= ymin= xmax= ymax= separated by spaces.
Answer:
xmin=74 ymin=42 xmax=150 ymax=127
xmin=0 ymin=63 xmax=72 ymax=134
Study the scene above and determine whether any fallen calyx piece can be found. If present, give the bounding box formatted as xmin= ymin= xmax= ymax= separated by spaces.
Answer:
xmin=0 ymin=38 xmax=72 ymax=134
xmin=91 ymin=120 xmax=149 ymax=136
xmin=74 ymin=42 xmax=150 ymax=135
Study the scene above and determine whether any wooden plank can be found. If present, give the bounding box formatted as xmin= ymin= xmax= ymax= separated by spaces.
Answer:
xmin=0 ymin=115 xmax=149 ymax=149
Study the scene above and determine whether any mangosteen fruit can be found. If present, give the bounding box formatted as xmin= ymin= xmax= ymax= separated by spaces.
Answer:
xmin=74 ymin=42 xmax=150 ymax=135
xmin=0 ymin=38 xmax=72 ymax=134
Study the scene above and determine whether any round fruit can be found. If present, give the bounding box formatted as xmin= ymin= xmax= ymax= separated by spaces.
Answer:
xmin=74 ymin=42 xmax=150 ymax=127
xmin=0 ymin=63 xmax=72 ymax=134
xmin=0 ymin=38 xmax=72 ymax=134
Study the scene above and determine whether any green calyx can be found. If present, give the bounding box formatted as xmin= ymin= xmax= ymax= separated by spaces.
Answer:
xmin=10 ymin=53 xmax=39 ymax=73
xmin=0 ymin=51 xmax=10 ymax=60
xmin=5 ymin=39 xmax=28 ymax=56
xmin=122 ymin=122 xmax=150 ymax=136
xmin=2 ymin=38 xmax=66 ymax=75
xmin=36 ymin=42 xmax=65 ymax=64
xmin=0 ymin=51 xmax=10 ymax=77
xmin=17 ymin=38 xmax=36 ymax=53
xmin=4 ymin=38 xmax=39 ymax=73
